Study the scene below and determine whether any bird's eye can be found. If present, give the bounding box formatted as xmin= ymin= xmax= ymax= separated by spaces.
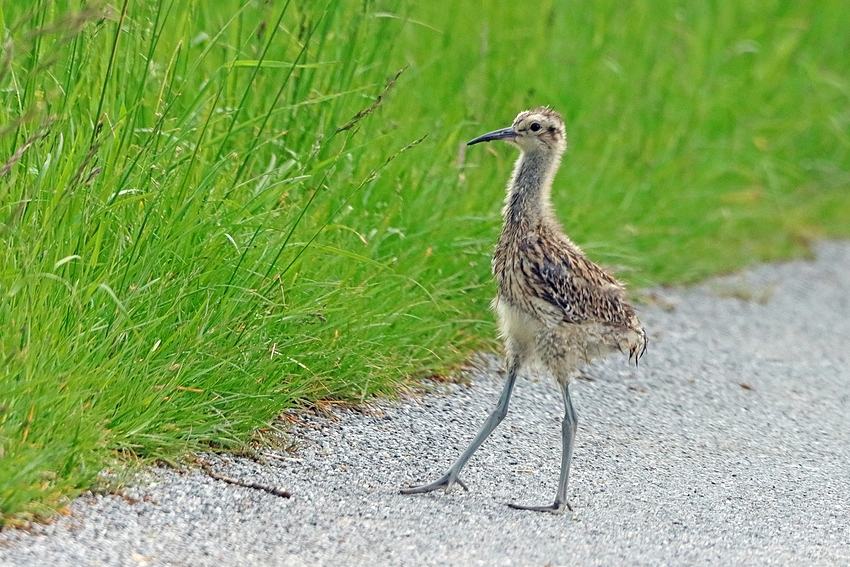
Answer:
xmin=530 ymin=123 xmax=542 ymax=132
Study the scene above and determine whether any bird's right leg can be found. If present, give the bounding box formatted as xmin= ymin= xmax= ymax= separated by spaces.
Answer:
xmin=508 ymin=380 xmax=576 ymax=513
xmin=400 ymin=356 xmax=520 ymax=495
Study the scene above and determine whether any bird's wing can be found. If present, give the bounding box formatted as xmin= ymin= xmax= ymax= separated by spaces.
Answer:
xmin=521 ymin=242 xmax=637 ymax=328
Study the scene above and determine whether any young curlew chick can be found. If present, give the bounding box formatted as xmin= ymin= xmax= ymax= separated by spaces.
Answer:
xmin=401 ymin=107 xmax=646 ymax=513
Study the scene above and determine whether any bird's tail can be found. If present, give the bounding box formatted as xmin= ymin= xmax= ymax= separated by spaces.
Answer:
xmin=626 ymin=323 xmax=647 ymax=366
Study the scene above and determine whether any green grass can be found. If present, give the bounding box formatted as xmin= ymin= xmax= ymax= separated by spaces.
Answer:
xmin=1 ymin=0 xmax=849 ymax=525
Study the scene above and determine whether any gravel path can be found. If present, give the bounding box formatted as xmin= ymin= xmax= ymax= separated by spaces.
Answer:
xmin=2 ymin=241 xmax=849 ymax=567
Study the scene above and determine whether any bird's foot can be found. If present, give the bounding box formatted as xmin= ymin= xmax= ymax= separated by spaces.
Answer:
xmin=400 ymin=472 xmax=468 ymax=495
xmin=507 ymin=500 xmax=572 ymax=514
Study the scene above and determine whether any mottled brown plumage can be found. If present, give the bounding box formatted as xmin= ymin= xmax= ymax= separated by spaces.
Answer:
xmin=492 ymin=108 xmax=646 ymax=381
xmin=401 ymin=107 xmax=646 ymax=514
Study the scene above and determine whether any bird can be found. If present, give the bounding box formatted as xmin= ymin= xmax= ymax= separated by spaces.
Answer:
xmin=400 ymin=107 xmax=647 ymax=513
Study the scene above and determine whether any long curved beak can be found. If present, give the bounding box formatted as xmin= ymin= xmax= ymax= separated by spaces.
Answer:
xmin=467 ymin=126 xmax=517 ymax=146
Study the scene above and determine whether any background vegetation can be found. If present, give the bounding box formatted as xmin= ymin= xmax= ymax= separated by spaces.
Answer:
xmin=1 ymin=0 xmax=848 ymax=525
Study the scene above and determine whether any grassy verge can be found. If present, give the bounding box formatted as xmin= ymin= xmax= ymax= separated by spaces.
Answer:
xmin=1 ymin=0 xmax=849 ymax=525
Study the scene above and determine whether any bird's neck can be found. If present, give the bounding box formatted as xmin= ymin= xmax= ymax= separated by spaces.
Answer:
xmin=503 ymin=150 xmax=561 ymax=227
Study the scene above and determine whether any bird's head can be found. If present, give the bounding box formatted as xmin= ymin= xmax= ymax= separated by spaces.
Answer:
xmin=467 ymin=107 xmax=566 ymax=155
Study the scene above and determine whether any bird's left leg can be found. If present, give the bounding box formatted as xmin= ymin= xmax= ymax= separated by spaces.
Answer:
xmin=508 ymin=380 xmax=576 ymax=514
xmin=400 ymin=355 xmax=521 ymax=495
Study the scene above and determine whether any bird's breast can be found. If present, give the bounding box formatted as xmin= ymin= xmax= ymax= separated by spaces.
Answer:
xmin=493 ymin=238 xmax=560 ymax=324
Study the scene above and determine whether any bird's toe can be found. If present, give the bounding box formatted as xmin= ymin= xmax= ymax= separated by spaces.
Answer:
xmin=507 ymin=500 xmax=571 ymax=514
xmin=400 ymin=472 xmax=467 ymax=495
